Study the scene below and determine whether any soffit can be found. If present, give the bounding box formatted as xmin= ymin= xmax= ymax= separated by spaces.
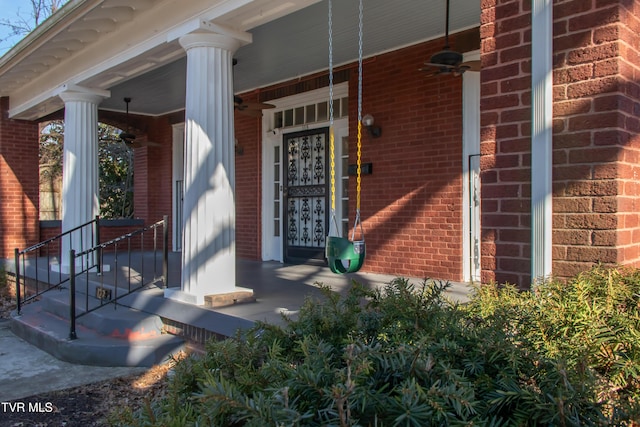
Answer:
xmin=0 ymin=0 xmax=322 ymax=119
xmin=0 ymin=0 xmax=480 ymax=119
xmin=103 ymin=0 xmax=481 ymax=116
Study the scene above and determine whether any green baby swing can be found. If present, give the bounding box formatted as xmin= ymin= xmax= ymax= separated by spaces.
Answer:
xmin=325 ymin=0 xmax=366 ymax=274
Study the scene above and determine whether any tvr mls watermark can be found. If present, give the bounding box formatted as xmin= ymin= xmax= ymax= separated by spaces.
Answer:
xmin=1 ymin=401 xmax=55 ymax=413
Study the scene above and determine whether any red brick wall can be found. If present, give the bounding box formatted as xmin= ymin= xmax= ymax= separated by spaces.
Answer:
xmin=552 ymin=0 xmax=628 ymax=278
xmin=355 ymin=40 xmax=464 ymax=280
xmin=614 ymin=0 xmax=640 ymax=268
xmin=234 ymin=93 xmax=262 ymax=260
xmin=480 ymin=0 xmax=533 ymax=285
xmin=481 ymin=0 xmax=640 ymax=285
xmin=141 ymin=115 xmax=173 ymax=225
xmin=552 ymin=0 xmax=640 ymax=277
xmin=0 ymin=97 xmax=40 ymax=258
xmin=238 ymin=36 xmax=465 ymax=281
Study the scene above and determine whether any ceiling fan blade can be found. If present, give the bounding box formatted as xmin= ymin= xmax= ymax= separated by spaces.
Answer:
xmin=459 ymin=60 xmax=481 ymax=72
xmin=422 ymin=62 xmax=456 ymax=69
xmin=419 ymin=66 xmax=452 ymax=76
xmin=418 ymin=67 xmax=443 ymax=77
xmin=234 ymin=94 xmax=275 ymax=111
xmin=250 ymin=101 xmax=276 ymax=110
xmin=235 ymin=101 xmax=275 ymax=110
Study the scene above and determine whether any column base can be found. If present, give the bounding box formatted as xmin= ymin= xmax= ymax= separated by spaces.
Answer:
xmin=164 ymin=287 xmax=255 ymax=307
xmin=204 ymin=287 xmax=255 ymax=308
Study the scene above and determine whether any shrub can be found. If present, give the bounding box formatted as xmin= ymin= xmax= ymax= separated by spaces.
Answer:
xmin=114 ymin=267 xmax=640 ymax=426
xmin=0 ymin=265 xmax=7 ymax=289
xmin=466 ymin=265 xmax=640 ymax=423
xmin=0 ymin=265 xmax=12 ymax=300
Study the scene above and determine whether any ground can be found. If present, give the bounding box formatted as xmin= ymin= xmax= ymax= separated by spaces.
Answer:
xmin=0 ymin=364 xmax=171 ymax=426
xmin=0 ymin=285 xmax=172 ymax=427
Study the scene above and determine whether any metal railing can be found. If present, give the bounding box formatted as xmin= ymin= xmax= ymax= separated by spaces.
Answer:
xmin=14 ymin=216 xmax=101 ymax=315
xmin=68 ymin=216 xmax=168 ymax=339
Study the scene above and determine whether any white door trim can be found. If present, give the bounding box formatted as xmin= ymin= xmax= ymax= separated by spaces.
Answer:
xmin=462 ymin=51 xmax=481 ymax=283
xmin=172 ymin=123 xmax=185 ymax=252
xmin=261 ymin=84 xmax=349 ymax=262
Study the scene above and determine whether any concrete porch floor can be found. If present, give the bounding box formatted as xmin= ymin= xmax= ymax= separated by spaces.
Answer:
xmin=223 ymin=258 xmax=473 ymax=324
xmin=13 ymin=251 xmax=474 ymax=334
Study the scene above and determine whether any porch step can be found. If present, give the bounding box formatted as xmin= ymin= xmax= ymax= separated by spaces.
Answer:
xmin=38 ymin=288 xmax=164 ymax=339
xmin=10 ymin=292 xmax=184 ymax=367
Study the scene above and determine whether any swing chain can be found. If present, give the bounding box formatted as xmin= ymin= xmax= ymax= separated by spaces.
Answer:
xmin=325 ymin=0 xmax=367 ymax=274
xmin=328 ymin=0 xmax=338 ymax=234
xmin=329 ymin=127 xmax=337 ymax=232
xmin=327 ymin=0 xmax=365 ymax=240
xmin=328 ymin=0 xmax=334 ymax=126
xmin=357 ymin=0 xmax=363 ymax=123
xmin=356 ymin=0 xmax=363 ymax=213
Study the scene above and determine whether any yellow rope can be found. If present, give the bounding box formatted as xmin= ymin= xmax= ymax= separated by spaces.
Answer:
xmin=330 ymin=126 xmax=336 ymax=212
xmin=356 ymin=121 xmax=362 ymax=211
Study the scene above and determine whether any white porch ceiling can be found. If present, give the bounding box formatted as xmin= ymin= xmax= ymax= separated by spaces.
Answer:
xmin=0 ymin=0 xmax=480 ymax=119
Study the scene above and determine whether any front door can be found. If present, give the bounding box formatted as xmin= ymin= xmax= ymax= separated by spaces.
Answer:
xmin=283 ymin=128 xmax=329 ymax=263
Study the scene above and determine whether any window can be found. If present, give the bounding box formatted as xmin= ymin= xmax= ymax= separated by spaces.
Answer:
xmin=272 ymin=97 xmax=349 ymax=130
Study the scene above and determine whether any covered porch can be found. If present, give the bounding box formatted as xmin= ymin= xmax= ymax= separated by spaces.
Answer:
xmin=0 ymin=0 xmax=487 ymax=306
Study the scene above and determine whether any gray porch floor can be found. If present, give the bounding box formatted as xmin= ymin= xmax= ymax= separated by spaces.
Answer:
xmin=14 ymin=252 xmax=474 ymax=336
xmin=109 ymin=252 xmax=473 ymax=327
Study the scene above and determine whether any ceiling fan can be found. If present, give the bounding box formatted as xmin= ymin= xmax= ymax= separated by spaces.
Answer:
xmin=118 ymin=98 xmax=161 ymax=148
xmin=419 ymin=0 xmax=481 ymax=76
xmin=234 ymin=95 xmax=275 ymax=117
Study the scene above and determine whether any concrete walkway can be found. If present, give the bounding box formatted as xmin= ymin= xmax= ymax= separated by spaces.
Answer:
xmin=0 ymin=319 xmax=146 ymax=402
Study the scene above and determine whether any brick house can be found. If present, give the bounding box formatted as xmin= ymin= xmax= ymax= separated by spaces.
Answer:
xmin=0 ymin=0 xmax=638 ymax=304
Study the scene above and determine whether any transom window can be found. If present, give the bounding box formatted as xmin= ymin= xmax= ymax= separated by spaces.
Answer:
xmin=273 ymin=97 xmax=348 ymax=129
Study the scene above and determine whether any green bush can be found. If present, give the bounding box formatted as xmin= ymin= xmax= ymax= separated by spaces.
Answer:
xmin=114 ymin=267 xmax=640 ymax=426
xmin=0 ymin=265 xmax=9 ymax=297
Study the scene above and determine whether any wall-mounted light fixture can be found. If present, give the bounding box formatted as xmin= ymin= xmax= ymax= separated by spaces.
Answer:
xmin=235 ymin=138 xmax=244 ymax=156
xmin=362 ymin=114 xmax=381 ymax=138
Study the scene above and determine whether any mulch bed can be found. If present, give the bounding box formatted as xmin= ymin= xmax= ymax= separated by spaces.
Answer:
xmin=0 ymin=284 xmax=173 ymax=427
xmin=0 ymin=364 xmax=170 ymax=426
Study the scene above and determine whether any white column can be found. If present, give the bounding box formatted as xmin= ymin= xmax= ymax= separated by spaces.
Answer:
xmin=531 ymin=0 xmax=553 ymax=284
xmin=58 ymin=89 xmax=108 ymax=272
xmin=166 ymin=32 xmax=241 ymax=305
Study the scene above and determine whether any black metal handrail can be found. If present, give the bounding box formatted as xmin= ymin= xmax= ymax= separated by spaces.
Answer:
xmin=68 ymin=216 xmax=169 ymax=339
xmin=14 ymin=216 xmax=101 ymax=315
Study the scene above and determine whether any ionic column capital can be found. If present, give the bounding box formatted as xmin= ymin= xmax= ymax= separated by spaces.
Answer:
xmin=179 ymin=32 xmax=242 ymax=54
xmin=57 ymin=85 xmax=110 ymax=105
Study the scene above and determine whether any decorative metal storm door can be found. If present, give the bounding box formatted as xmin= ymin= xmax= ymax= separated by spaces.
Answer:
xmin=283 ymin=128 xmax=329 ymax=263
